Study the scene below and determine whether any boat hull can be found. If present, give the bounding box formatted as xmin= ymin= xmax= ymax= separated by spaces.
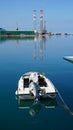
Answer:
xmin=16 ymin=92 xmax=57 ymax=100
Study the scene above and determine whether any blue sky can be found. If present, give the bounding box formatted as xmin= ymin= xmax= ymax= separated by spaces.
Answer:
xmin=0 ymin=0 xmax=73 ymax=33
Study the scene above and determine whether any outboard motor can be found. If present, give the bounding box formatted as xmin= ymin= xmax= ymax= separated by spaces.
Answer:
xmin=29 ymin=82 xmax=40 ymax=102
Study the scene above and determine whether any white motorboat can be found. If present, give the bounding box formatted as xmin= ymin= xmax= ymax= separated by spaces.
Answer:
xmin=15 ymin=71 xmax=57 ymax=100
xmin=63 ymin=56 xmax=73 ymax=63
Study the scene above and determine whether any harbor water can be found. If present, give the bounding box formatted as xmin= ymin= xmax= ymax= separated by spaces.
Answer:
xmin=0 ymin=36 xmax=73 ymax=130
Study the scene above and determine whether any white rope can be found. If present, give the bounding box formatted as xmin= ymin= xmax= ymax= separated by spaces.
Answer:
xmin=57 ymin=89 xmax=73 ymax=116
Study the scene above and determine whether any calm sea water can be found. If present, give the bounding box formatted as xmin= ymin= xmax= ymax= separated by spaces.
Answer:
xmin=0 ymin=36 xmax=73 ymax=130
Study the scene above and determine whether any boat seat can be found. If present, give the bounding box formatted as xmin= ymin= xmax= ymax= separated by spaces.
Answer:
xmin=24 ymin=78 xmax=29 ymax=88
xmin=38 ymin=76 xmax=47 ymax=87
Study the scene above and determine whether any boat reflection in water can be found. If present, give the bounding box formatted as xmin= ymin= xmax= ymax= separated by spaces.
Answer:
xmin=16 ymin=98 xmax=57 ymax=116
xmin=29 ymin=101 xmax=42 ymax=116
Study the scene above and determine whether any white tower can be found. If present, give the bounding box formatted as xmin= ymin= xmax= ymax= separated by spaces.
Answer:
xmin=33 ymin=10 xmax=37 ymax=33
xmin=40 ymin=10 xmax=43 ymax=33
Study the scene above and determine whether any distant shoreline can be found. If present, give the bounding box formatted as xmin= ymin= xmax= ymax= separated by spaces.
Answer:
xmin=0 ymin=29 xmax=73 ymax=38
xmin=0 ymin=33 xmax=73 ymax=37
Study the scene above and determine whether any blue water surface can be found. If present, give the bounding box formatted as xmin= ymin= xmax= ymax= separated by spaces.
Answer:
xmin=0 ymin=36 xmax=73 ymax=130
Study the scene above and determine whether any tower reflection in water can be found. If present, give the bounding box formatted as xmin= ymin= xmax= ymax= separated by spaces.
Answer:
xmin=33 ymin=35 xmax=46 ymax=60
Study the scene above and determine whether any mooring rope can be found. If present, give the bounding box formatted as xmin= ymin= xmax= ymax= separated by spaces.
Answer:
xmin=57 ymin=89 xmax=73 ymax=116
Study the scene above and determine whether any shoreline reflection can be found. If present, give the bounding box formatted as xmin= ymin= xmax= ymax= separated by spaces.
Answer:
xmin=0 ymin=36 xmax=46 ymax=60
